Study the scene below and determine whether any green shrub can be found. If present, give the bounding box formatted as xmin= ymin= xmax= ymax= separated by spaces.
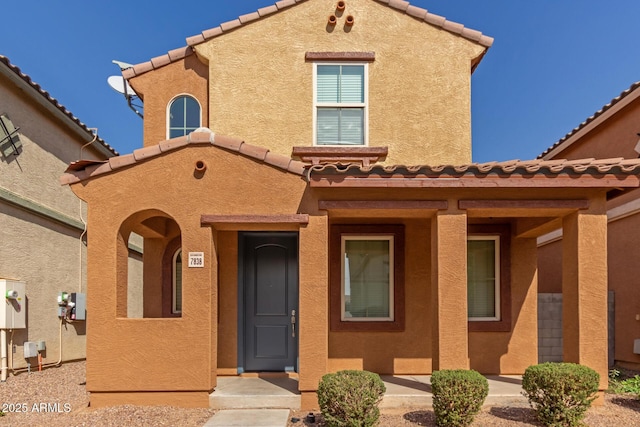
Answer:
xmin=610 ymin=374 xmax=640 ymax=395
xmin=522 ymin=363 xmax=599 ymax=427
xmin=317 ymin=370 xmax=386 ymax=427
xmin=431 ymin=369 xmax=488 ymax=427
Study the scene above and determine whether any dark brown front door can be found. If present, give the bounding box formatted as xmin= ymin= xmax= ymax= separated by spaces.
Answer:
xmin=241 ymin=232 xmax=298 ymax=372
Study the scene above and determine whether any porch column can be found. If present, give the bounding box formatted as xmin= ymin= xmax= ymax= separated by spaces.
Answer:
xmin=562 ymin=199 xmax=608 ymax=393
xmin=299 ymin=215 xmax=329 ymax=409
xmin=431 ymin=208 xmax=469 ymax=370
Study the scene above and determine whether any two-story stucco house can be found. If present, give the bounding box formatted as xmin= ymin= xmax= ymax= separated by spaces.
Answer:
xmin=0 ymin=55 xmax=117 ymax=380
xmin=60 ymin=0 xmax=640 ymax=409
xmin=537 ymin=81 xmax=640 ymax=371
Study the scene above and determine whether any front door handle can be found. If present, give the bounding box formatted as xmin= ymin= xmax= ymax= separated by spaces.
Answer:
xmin=291 ymin=309 xmax=296 ymax=338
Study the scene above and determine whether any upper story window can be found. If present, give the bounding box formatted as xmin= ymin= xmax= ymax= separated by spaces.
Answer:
xmin=314 ymin=64 xmax=367 ymax=146
xmin=168 ymin=95 xmax=201 ymax=139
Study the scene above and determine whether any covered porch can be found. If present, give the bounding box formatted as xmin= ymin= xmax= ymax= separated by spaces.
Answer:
xmin=209 ymin=373 xmax=527 ymax=409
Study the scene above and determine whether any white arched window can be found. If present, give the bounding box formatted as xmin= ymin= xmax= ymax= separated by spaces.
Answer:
xmin=168 ymin=95 xmax=201 ymax=138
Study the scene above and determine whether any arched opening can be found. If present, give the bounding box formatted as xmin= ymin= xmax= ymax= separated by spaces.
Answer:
xmin=118 ymin=210 xmax=182 ymax=318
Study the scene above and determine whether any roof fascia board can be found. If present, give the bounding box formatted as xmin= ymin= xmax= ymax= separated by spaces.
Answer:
xmin=0 ymin=64 xmax=114 ymax=159
xmin=542 ymin=86 xmax=640 ymax=160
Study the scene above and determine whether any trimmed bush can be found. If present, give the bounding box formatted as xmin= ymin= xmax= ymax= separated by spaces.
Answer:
xmin=317 ymin=370 xmax=386 ymax=427
xmin=431 ymin=369 xmax=489 ymax=427
xmin=522 ymin=362 xmax=599 ymax=427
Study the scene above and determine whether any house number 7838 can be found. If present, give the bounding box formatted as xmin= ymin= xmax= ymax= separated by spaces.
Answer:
xmin=188 ymin=252 xmax=204 ymax=268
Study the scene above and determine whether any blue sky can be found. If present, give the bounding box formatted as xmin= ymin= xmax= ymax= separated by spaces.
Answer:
xmin=2 ymin=1 xmax=640 ymax=162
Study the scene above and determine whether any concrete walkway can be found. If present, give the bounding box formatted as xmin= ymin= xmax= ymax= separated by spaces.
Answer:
xmin=203 ymin=409 xmax=290 ymax=427
xmin=204 ymin=374 xmax=528 ymax=426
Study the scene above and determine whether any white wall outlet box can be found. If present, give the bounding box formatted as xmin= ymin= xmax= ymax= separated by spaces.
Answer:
xmin=634 ymin=339 xmax=640 ymax=355
xmin=0 ymin=279 xmax=26 ymax=329
xmin=36 ymin=340 xmax=46 ymax=351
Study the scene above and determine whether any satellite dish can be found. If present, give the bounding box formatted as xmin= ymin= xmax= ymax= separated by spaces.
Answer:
xmin=107 ymin=75 xmax=136 ymax=97
xmin=112 ymin=60 xmax=134 ymax=70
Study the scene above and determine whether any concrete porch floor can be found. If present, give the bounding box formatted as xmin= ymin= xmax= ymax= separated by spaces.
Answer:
xmin=209 ymin=374 xmax=528 ymax=409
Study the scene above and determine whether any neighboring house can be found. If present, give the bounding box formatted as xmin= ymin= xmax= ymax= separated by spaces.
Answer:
xmin=0 ymin=55 xmax=117 ymax=378
xmin=537 ymin=81 xmax=640 ymax=371
xmin=60 ymin=0 xmax=640 ymax=409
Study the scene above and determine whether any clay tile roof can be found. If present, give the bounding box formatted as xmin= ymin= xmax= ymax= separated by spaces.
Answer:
xmin=307 ymin=158 xmax=640 ymax=179
xmin=125 ymin=0 xmax=493 ymax=79
xmin=539 ymin=81 xmax=640 ymax=159
xmin=0 ymin=55 xmax=118 ymax=156
xmin=60 ymin=129 xmax=306 ymax=185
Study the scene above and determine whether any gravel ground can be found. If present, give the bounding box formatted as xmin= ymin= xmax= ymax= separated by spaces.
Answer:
xmin=289 ymin=395 xmax=640 ymax=426
xmin=0 ymin=361 xmax=215 ymax=427
xmin=2 ymin=361 xmax=639 ymax=427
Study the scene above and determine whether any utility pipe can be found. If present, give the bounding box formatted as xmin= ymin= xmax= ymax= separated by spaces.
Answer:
xmin=1 ymin=329 xmax=7 ymax=381
xmin=9 ymin=318 xmax=63 ymax=375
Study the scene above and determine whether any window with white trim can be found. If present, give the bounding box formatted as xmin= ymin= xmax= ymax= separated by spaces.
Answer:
xmin=467 ymin=236 xmax=500 ymax=321
xmin=314 ymin=64 xmax=367 ymax=145
xmin=341 ymin=236 xmax=393 ymax=321
xmin=168 ymin=95 xmax=201 ymax=138
xmin=172 ymin=249 xmax=182 ymax=314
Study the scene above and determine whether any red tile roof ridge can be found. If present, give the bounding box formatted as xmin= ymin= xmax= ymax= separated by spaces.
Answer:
xmin=539 ymin=81 xmax=640 ymax=159
xmin=0 ymin=55 xmax=118 ymax=156
xmin=60 ymin=130 xmax=306 ymax=185
xmin=124 ymin=0 xmax=493 ymax=80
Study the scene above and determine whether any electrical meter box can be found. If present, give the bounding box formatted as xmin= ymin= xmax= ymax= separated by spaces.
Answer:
xmin=0 ymin=279 xmax=26 ymax=329
xmin=69 ymin=292 xmax=86 ymax=320
xmin=23 ymin=341 xmax=37 ymax=358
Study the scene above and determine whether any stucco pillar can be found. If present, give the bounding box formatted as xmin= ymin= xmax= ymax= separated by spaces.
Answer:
xmin=431 ymin=208 xmax=469 ymax=370
xmin=299 ymin=215 xmax=329 ymax=409
xmin=210 ymin=228 xmax=219 ymax=390
xmin=562 ymin=201 xmax=608 ymax=393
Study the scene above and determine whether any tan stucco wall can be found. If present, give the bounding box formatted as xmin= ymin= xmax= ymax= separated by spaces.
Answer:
xmin=562 ymin=203 xmax=609 ymax=391
xmin=71 ymin=134 xmax=616 ymax=407
xmin=537 ymin=240 xmax=562 ymax=294
xmin=328 ymin=218 xmax=431 ymax=374
xmin=605 ymin=215 xmax=640 ymax=368
xmin=70 ymin=145 xmax=311 ymax=405
xmin=217 ymin=231 xmax=238 ymax=374
xmin=541 ymin=95 xmax=640 ymax=369
xmin=129 ymin=56 xmax=208 ymax=148
xmin=194 ymin=0 xmax=484 ymax=165
xmin=469 ymin=234 xmax=538 ymax=374
xmin=0 ymin=72 xmax=112 ymax=369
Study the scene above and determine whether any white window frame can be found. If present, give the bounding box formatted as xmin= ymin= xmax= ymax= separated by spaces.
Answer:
xmin=166 ymin=94 xmax=202 ymax=139
xmin=467 ymin=236 xmax=500 ymax=321
xmin=313 ymin=63 xmax=369 ymax=146
xmin=172 ymin=249 xmax=182 ymax=314
xmin=340 ymin=235 xmax=394 ymax=322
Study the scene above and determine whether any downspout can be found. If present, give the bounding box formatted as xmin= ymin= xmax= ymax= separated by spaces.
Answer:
xmin=1 ymin=329 xmax=7 ymax=381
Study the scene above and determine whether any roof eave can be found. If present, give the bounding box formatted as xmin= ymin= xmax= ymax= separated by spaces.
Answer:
xmin=126 ymin=0 xmax=494 ymax=79
xmin=0 ymin=57 xmax=118 ymax=158
xmin=540 ymin=81 xmax=640 ymax=160
xmin=309 ymin=175 xmax=640 ymax=188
